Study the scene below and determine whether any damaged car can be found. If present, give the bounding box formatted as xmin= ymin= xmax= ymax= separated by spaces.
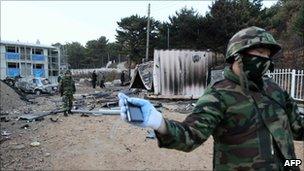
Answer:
xmin=15 ymin=77 xmax=58 ymax=95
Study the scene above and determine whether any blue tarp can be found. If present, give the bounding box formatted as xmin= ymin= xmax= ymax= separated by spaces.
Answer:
xmin=33 ymin=69 xmax=45 ymax=77
xmin=7 ymin=68 xmax=20 ymax=77
xmin=32 ymin=54 xmax=45 ymax=61
xmin=5 ymin=52 xmax=20 ymax=60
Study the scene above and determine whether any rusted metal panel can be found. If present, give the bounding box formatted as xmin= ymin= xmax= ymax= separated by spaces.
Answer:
xmin=153 ymin=50 xmax=212 ymax=99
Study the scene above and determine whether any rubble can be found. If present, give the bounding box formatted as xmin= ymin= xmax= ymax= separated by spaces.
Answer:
xmin=44 ymin=153 xmax=51 ymax=157
xmin=19 ymin=109 xmax=64 ymax=121
xmin=20 ymin=124 xmax=30 ymax=129
xmin=146 ymin=130 xmax=156 ymax=139
xmin=30 ymin=141 xmax=40 ymax=147
xmin=71 ymin=109 xmax=120 ymax=115
xmin=1 ymin=130 xmax=12 ymax=136
xmin=12 ymin=144 xmax=26 ymax=150
xmin=0 ymin=81 xmax=26 ymax=112
xmin=1 ymin=116 xmax=11 ymax=122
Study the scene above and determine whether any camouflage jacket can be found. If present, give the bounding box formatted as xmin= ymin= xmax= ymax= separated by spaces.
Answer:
xmin=59 ymin=76 xmax=76 ymax=95
xmin=156 ymin=67 xmax=303 ymax=170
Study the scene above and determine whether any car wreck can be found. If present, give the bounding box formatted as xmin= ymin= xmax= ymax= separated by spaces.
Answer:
xmin=15 ymin=77 xmax=58 ymax=95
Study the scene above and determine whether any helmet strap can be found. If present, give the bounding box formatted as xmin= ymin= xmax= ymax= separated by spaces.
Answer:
xmin=235 ymin=54 xmax=249 ymax=92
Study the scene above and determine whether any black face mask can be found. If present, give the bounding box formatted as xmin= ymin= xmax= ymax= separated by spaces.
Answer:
xmin=242 ymin=55 xmax=272 ymax=80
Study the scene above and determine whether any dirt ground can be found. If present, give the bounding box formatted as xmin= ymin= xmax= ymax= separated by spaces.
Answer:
xmin=0 ymin=83 xmax=303 ymax=170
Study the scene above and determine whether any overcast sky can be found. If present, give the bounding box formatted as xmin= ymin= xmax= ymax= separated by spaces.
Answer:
xmin=1 ymin=1 xmax=277 ymax=46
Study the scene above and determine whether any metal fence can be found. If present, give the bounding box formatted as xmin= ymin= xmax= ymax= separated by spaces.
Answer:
xmin=267 ymin=69 xmax=304 ymax=101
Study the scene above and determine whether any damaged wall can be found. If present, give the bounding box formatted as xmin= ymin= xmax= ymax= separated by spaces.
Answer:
xmin=153 ymin=50 xmax=211 ymax=99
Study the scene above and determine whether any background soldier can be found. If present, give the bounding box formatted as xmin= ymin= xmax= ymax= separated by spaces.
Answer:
xmin=118 ymin=26 xmax=303 ymax=170
xmin=98 ymin=72 xmax=105 ymax=88
xmin=92 ymin=70 xmax=97 ymax=89
xmin=121 ymin=70 xmax=125 ymax=86
xmin=60 ymin=70 xmax=76 ymax=116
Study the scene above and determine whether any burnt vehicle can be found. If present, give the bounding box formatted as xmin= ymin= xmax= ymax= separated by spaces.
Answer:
xmin=15 ymin=77 xmax=58 ymax=95
xmin=3 ymin=76 xmax=22 ymax=87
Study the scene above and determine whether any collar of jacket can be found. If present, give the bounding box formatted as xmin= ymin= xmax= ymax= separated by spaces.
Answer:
xmin=223 ymin=66 xmax=264 ymax=91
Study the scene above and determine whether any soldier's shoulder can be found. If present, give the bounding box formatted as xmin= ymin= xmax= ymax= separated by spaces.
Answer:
xmin=263 ymin=76 xmax=285 ymax=93
xmin=263 ymin=76 xmax=277 ymax=86
xmin=210 ymin=78 xmax=237 ymax=90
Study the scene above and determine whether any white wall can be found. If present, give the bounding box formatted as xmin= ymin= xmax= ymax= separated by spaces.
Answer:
xmin=43 ymin=49 xmax=49 ymax=78
xmin=0 ymin=45 xmax=7 ymax=79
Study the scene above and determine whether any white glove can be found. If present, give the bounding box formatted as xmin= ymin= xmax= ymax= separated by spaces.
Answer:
xmin=118 ymin=93 xmax=163 ymax=130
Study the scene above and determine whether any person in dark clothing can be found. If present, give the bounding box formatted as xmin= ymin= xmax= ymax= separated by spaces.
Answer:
xmin=121 ymin=71 xmax=125 ymax=86
xmin=97 ymin=72 xmax=105 ymax=88
xmin=60 ymin=70 xmax=76 ymax=116
xmin=92 ymin=70 xmax=97 ymax=89
xmin=99 ymin=73 xmax=105 ymax=88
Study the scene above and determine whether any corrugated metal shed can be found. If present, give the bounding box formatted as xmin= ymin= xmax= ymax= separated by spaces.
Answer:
xmin=153 ymin=50 xmax=212 ymax=99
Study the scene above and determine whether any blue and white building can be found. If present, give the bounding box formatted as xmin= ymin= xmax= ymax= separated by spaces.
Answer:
xmin=0 ymin=40 xmax=61 ymax=83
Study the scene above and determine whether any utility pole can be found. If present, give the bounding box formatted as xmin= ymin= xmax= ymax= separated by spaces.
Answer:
xmin=145 ymin=3 xmax=150 ymax=62
xmin=167 ymin=27 xmax=170 ymax=49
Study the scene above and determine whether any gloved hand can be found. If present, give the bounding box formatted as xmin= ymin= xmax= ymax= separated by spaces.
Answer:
xmin=118 ymin=93 xmax=164 ymax=130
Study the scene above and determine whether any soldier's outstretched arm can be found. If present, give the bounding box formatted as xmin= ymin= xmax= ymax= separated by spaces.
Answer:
xmin=155 ymin=87 xmax=226 ymax=152
xmin=118 ymin=88 xmax=226 ymax=152
xmin=284 ymin=91 xmax=304 ymax=141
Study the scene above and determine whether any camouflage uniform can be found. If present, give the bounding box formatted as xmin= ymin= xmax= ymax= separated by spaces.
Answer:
xmin=60 ymin=70 xmax=76 ymax=113
xmin=155 ymin=27 xmax=304 ymax=170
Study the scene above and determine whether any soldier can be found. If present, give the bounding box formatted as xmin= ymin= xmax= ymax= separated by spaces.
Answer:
xmin=92 ymin=70 xmax=97 ymax=89
xmin=57 ymin=71 xmax=62 ymax=84
xmin=60 ymin=70 xmax=76 ymax=116
xmin=118 ymin=26 xmax=303 ymax=170
xmin=121 ymin=70 xmax=125 ymax=86
xmin=98 ymin=72 xmax=105 ymax=88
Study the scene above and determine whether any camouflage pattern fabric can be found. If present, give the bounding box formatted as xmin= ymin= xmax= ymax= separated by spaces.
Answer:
xmin=62 ymin=94 xmax=74 ymax=111
xmin=60 ymin=76 xmax=76 ymax=111
xmin=155 ymin=67 xmax=303 ymax=170
xmin=226 ymin=26 xmax=281 ymax=62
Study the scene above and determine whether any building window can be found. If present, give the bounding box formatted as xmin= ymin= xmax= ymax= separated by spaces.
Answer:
xmin=6 ymin=62 xmax=20 ymax=77
xmin=48 ymin=49 xmax=58 ymax=56
xmin=33 ymin=64 xmax=45 ymax=77
xmin=7 ymin=62 xmax=19 ymax=68
xmin=26 ymin=48 xmax=31 ymax=60
xmin=20 ymin=47 xmax=26 ymax=60
xmin=33 ymin=64 xmax=44 ymax=69
xmin=48 ymin=70 xmax=59 ymax=76
xmin=6 ymin=46 xmax=19 ymax=53
xmin=32 ymin=48 xmax=43 ymax=55
xmin=52 ymin=57 xmax=58 ymax=63
xmin=52 ymin=70 xmax=59 ymax=76
xmin=32 ymin=49 xmax=45 ymax=61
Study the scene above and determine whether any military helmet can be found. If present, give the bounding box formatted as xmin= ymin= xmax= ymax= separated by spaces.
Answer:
xmin=226 ymin=26 xmax=281 ymax=62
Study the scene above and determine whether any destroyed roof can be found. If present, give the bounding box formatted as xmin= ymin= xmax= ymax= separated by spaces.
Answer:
xmin=130 ymin=61 xmax=154 ymax=91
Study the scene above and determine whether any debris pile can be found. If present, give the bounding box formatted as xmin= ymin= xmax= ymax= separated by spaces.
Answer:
xmin=0 ymin=81 xmax=26 ymax=113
